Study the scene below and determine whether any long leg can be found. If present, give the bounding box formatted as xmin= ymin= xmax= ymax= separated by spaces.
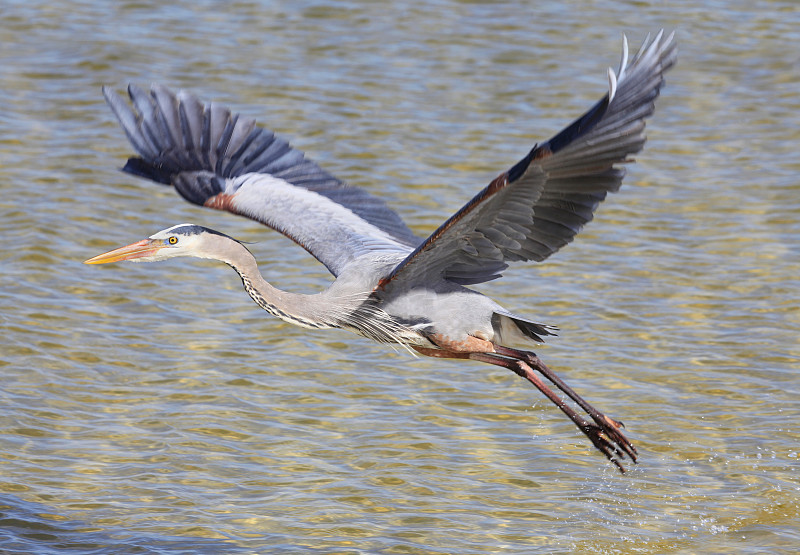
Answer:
xmin=494 ymin=346 xmax=638 ymax=463
xmin=469 ymin=352 xmax=632 ymax=473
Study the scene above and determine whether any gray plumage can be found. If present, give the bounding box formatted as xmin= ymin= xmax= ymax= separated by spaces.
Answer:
xmin=88 ymin=32 xmax=677 ymax=472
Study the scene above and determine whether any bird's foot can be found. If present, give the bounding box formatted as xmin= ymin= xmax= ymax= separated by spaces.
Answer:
xmin=581 ymin=413 xmax=637 ymax=473
xmin=581 ymin=422 xmax=635 ymax=473
xmin=511 ymin=349 xmax=638 ymax=469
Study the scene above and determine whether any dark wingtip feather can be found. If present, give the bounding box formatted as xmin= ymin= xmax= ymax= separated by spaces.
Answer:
xmin=172 ymin=171 xmax=225 ymax=206
xmin=546 ymin=95 xmax=610 ymax=155
xmin=121 ymin=157 xmax=172 ymax=185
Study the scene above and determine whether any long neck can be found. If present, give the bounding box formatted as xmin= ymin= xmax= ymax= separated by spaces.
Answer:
xmin=205 ymin=235 xmax=417 ymax=346
xmin=212 ymin=237 xmax=345 ymax=330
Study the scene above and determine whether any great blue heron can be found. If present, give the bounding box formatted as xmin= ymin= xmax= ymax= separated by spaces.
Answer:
xmin=86 ymin=31 xmax=676 ymax=472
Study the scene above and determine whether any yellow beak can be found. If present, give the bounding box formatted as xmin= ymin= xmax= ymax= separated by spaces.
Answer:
xmin=84 ymin=239 xmax=163 ymax=264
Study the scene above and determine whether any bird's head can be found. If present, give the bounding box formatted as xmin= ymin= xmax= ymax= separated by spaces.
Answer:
xmin=84 ymin=223 xmax=236 ymax=264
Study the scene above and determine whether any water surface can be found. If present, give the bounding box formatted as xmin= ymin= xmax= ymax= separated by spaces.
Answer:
xmin=1 ymin=1 xmax=798 ymax=553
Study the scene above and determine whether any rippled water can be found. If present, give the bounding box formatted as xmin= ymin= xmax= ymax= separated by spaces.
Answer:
xmin=2 ymin=0 xmax=799 ymax=553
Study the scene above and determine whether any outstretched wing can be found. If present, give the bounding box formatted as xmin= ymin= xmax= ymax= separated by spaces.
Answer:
xmin=103 ymin=84 xmax=420 ymax=276
xmin=380 ymin=31 xmax=677 ymax=288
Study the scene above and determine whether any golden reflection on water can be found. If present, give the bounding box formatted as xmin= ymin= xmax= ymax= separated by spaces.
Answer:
xmin=1 ymin=0 xmax=799 ymax=553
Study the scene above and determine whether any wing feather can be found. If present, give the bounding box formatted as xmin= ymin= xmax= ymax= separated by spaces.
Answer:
xmin=381 ymin=31 xmax=676 ymax=288
xmin=103 ymin=84 xmax=420 ymax=275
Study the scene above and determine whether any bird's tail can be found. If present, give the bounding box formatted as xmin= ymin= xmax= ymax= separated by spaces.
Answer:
xmin=492 ymin=312 xmax=558 ymax=345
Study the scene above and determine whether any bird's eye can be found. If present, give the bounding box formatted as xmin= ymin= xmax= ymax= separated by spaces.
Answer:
xmin=168 ymin=236 xmax=178 ymax=245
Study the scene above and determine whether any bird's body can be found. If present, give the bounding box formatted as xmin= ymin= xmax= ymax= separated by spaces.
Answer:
xmin=87 ymin=32 xmax=677 ymax=472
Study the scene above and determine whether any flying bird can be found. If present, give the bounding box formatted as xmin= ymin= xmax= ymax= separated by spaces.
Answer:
xmin=86 ymin=32 xmax=676 ymax=472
